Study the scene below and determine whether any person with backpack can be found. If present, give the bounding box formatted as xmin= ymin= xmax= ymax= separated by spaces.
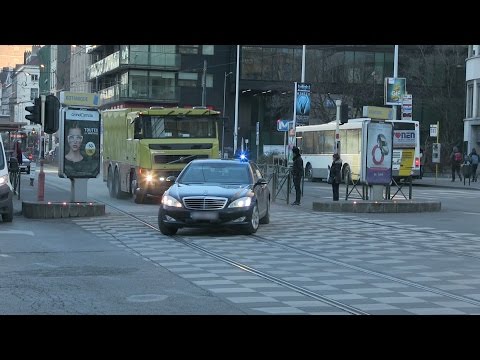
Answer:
xmin=469 ymin=148 xmax=479 ymax=182
xmin=450 ymin=146 xmax=463 ymax=182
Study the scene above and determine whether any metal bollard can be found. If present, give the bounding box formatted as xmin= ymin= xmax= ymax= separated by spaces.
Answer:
xmin=29 ymin=162 xmax=36 ymax=186
xmin=37 ymin=159 xmax=45 ymax=201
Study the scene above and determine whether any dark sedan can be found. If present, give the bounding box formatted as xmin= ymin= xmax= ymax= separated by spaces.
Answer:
xmin=158 ymin=159 xmax=270 ymax=235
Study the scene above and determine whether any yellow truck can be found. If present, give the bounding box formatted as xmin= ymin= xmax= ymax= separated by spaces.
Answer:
xmin=102 ymin=107 xmax=221 ymax=203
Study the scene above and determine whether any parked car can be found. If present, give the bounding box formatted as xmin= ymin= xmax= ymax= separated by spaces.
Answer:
xmin=19 ymin=154 xmax=31 ymax=174
xmin=158 ymin=159 xmax=270 ymax=235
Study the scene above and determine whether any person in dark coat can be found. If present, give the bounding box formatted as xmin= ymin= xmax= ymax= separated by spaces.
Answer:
xmin=14 ymin=140 xmax=23 ymax=165
xmin=329 ymin=153 xmax=342 ymax=201
xmin=291 ymin=146 xmax=304 ymax=205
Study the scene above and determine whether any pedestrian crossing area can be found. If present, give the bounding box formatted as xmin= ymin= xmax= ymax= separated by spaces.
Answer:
xmin=70 ymin=204 xmax=480 ymax=314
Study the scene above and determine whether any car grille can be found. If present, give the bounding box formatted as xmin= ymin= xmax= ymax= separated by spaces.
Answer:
xmin=183 ymin=196 xmax=228 ymax=210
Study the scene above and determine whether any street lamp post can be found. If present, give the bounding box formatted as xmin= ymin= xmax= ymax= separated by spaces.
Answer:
xmin=222 ymin=71 xmax=233 ymax=158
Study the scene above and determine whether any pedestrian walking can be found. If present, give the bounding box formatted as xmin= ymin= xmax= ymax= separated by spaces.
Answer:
xmin=469 ymin=148 xmax=479 ymax=182
xmin=328 ymin=153 xmax=342 ymax=201
xmin=450 ymin=146 xmax=462 ymax=182
xmin=14 ymin=140 xmax=23 ymax=166
xmin=291 ymin=146 xmax=303 ymax=205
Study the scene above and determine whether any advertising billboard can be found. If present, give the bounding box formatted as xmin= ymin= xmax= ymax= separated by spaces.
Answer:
xmin=384 ymin=77 xmax=406 ymax=105
xmin=295 ymin=83 xmax=311 ymax=126
xmin=364 ymin=121 xmax=393 ymax=184
xmin=62 ymin=109 xmax=101 ymax=178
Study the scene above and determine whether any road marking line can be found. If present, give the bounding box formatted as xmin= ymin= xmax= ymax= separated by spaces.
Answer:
xmin=0 ymin=230 xmax=35 ymax=236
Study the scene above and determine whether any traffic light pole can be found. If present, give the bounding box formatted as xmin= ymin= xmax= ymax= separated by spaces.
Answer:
xmin=37 ymin=95 xmax=46 ymax=202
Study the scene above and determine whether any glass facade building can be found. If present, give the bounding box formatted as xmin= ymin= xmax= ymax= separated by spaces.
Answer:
xmin=86 ymin=45 xmax=467 ymax=159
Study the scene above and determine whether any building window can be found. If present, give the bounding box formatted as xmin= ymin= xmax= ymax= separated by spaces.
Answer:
xmin=206 ymin=74 xmax=213 ymax=88
xmin=202 ymin=45 xmax=214 ymax=55
xmin=477 ymin=83 xmax=480 ymax=117
xmin=30 ymin=88 xmax=38 ymax=100
xmin=129 ymin=70 xmax=148 ymax=98
xmin=31 ymin=74 xmax=38 ymax=81
xmin=179 ymin=45 xmax=199 ymax=55
xmin=149 ymin=71 xmax=175 ymax=100
xmin=467 ymin=83 xmax=474 ymax=118
xmin=178 ymin=72 xmax=198 ymax=87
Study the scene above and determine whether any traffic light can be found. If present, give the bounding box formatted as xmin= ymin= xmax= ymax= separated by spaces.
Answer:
xmin=340 ymin=104 xmax=349 ymax=124
xmin=25 ymin=97 xmax=41 ymax=125
xmin=44 ymin=94 xmax=60 ymax=134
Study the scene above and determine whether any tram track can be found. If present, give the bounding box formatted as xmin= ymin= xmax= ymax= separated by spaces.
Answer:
xmin=93 ymin=198 xmax=480 ymax=314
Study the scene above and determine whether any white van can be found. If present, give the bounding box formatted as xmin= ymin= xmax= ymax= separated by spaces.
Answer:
xmin=0 ymin=136 xmax=13 ymax=222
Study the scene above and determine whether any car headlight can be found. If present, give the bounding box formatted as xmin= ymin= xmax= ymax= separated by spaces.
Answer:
xmin=162 ymin=194 xmax=182 ymax=208
xmin=228 ymin=196 xmax=252 ymax=208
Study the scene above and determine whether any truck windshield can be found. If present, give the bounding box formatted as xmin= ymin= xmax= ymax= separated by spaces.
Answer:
xmin=142 ymin=116 xmax=217 ymax=139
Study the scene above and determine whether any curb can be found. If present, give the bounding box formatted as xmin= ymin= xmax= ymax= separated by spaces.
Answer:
xmin=22 ymin=201 xmax=106 ymax=219
xmin=312 ymin=200 xmax=441 ymax=213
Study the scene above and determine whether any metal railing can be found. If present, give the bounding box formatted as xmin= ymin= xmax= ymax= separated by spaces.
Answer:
xmin=257 ymin=164 xmax=304 ymax=204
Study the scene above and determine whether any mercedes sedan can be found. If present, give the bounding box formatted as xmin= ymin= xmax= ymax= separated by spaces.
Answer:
xmin=158 ymin=159 xmax=270 ymax=235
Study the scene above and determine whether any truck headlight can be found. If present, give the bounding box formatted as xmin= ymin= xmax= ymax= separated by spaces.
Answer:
xmin=145 ymin=174 xmax=153 ymax=182
xmin=228 ymin=197 xmax=252 ymax=208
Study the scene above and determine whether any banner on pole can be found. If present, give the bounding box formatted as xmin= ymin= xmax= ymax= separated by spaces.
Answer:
xmin=295 ymin=83 xmax=311 ymax=126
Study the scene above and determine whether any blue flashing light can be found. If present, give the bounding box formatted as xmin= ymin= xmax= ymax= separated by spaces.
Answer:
xmin=240 ymin=153 xmax=247 ymax=161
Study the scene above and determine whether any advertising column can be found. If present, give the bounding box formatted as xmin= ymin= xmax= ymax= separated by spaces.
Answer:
xmin=60 ymin=108 xmax=101 ymax=179
xmin=365 ymin=121 xmax=393 ymax=185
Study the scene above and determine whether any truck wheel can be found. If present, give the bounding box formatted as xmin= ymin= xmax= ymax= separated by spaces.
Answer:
xmin=114 ymin=169 xmax=123 ymax=199
xmin=134 ymin=190 xmax=145 ymax=204
xmin=107 ymin=167 xmax=115 ymax=198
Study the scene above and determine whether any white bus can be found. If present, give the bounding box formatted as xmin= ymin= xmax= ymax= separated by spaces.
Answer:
xmin=295 ymin=118 xmax=421 ymax=182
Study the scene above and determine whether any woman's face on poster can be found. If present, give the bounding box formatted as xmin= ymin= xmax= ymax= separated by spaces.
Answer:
xmin=68 ymin=128 xmax=83 ymax=152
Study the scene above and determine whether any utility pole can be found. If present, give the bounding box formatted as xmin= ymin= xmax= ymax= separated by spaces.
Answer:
xmin=202 ymin=60 xmax=207 ymax=107
xmin=392 ymin=45 xmax=399 ymax=120
xmin=222 ymin=71 xmax=232 ymax=158
xmin=234 ymin=46 xmax=240 ymax=154
xmin=335 ymin=100 xmax=342 ymax=155
xmin=38 ymin=95 xmax=46 ymax=202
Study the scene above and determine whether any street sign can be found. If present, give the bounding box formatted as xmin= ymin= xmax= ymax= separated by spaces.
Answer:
xmin=430 ymin=124 xmax=438 ymax=137
xmin=277 ymin=119 xmax=291 ymax=131
xmin=401 ymin=94 xmax=413 ymax=120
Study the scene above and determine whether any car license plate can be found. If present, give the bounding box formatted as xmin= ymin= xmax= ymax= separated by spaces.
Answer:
xmin=191 ymin=211 xmax=218 ymax=220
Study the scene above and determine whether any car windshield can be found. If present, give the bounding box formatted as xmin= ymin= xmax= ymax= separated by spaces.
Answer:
xmin=179 ymin=163 xmax=251 ymax=184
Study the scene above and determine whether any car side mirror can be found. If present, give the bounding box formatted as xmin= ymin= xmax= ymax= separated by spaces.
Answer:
xmin=254 ymin=178 xmax=267 ymax=187
xmin=166 ymin=176 xmax=176 ymax=182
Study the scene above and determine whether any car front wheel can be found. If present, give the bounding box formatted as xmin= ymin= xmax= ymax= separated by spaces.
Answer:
xmin=158 ymin=207 xmax=178 ymax=235
xmin=242 ymin=203 xmax=259 ymax=234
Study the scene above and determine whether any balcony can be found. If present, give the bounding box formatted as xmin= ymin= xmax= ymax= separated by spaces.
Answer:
xmin=88 ymin=50 xmax=181 ymax=80
xmin=99 ymin=84 xmax=181 ymax=106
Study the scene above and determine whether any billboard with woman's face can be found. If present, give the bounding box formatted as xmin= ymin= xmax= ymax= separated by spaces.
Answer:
xmin=62 ymin=109 xmax=100 ymax=178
